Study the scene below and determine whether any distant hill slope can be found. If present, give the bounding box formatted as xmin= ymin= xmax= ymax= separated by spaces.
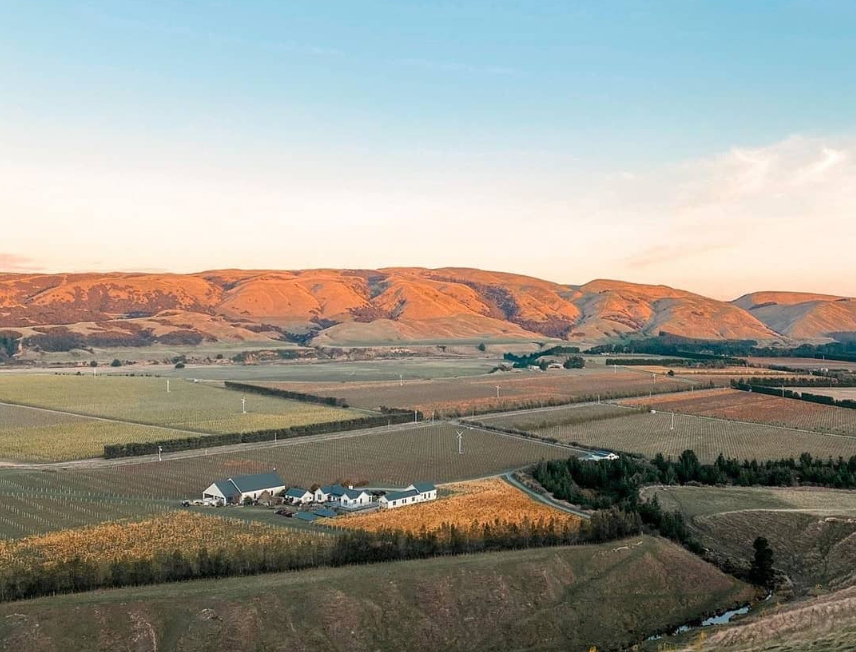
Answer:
xmin=0 ymin=537 xmax=752 ymax=652
xmin=734 ymin=291 xmax=856 ymax=339
xmin=1 ymin=267 xmax=851 ymax=350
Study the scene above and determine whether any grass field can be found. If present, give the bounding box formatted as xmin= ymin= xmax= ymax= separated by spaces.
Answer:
xmin=0 ymin=403 xmax=201 ymax=462
xmin=339 ymin=478 xmax=578 ymax=534
xmin=0 ymin=536 xmax=753 ymax=652
xmin=0 ymin=375 xmax=361 ymax=461
xmin=622 ymin=388 xmax=856 ymax=436
xmin=255 ymin=367 xmax=704 ymax=415
xmin=56 ymin=356 xmax=506 ymax=382
xmin=494 ymin=407 xmax=856 ymax=462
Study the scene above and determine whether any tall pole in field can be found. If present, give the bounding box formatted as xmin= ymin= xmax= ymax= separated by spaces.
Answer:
xmin=495 ymin=385 xmax=501 ymax=398
xmin=158 ymin=445 xmax=163 ymax=462
xmin=399 ymin=374 xmax=403 ymax=387
xmin=241 ymin=397 xmax=247 ymax=414
xmin=167 ymin=379 xmax=170 ymax=393
xmin=414 ymin=410 xmax=418 ymax=423
xmin=670 ymin=412 xmax=675 ymax=431
xmin=456 ymin=430 xmax=463 ymax=454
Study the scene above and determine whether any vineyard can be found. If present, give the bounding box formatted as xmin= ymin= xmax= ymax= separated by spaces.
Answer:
xmin=338 ymin=478 xmax=578 ymax=534
xmin=507 ymin=409 xmax=856 ymax=463
xmin=0 ymin=375 xmax=359 ymax=461
xmin=0 ymin=424 xmax=570 ymax=537
xmin=0 ymin=403 xmax=198 ymax=462
xmin=0 ymin=511 xmax=334 ymax=600
xmin=254 ymin=367 xmax=707 ymax=416
xmin=0 ymin=375 xmax=358 ymax=432
xmin=473 ymin=402 xmax=633 ymax=431
xmin=621 ymin=388 xmax=856 ymax=436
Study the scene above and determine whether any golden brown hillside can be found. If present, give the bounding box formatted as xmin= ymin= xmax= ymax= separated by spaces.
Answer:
xmin=2 ymin=268 xmax=846 ymax=352
xmin=734 ymin=291 xmax=856 ymax=339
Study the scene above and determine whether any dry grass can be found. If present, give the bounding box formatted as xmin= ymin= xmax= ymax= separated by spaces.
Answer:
xmin=338 ymin=478 xmax=578 ymax=534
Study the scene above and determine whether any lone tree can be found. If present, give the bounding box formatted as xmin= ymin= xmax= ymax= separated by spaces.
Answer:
xmin=750 ymin=536 xmax=775 ymax=587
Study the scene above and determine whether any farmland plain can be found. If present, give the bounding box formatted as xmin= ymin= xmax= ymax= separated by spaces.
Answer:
xmin=0 ymin=404 xmax=197 ymax=462
xmin=255 ymin=367 xmax=703 ymax=415
xmin=482 ymin=407 xmax=856 ymax=462
xmin=622 ymin=388 xmax=856 ymax=436
xmin=0 ymin=375 xmax=358 ymax=433
xmin=50 ymin=356 xmax=506 ymax=382
xmin=0 ymin=423 xmax=572 ymax=538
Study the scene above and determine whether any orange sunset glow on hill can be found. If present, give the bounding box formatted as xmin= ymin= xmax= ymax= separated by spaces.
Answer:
xmin=2 ymin=268 xmax=854 ymax=349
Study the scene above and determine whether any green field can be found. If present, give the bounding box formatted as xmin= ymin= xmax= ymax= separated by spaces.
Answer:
xmin=0 ymin=375 xmax=362 ymax=461
xmin=493 ymin=407 xmax=856 ymax=462
xmin=0 ymin=536 xmax=753 ymax=652
xmin=0 ymin=403 xmax=199 ymax=462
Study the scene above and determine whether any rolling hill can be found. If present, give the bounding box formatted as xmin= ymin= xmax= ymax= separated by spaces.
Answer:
xmin=1 ymin=268 xmax=853 ymax=354
xmin=0 ymin=537 xmax=752 ymax=652
xmin=733 ymin=291 xmax=856 ymax=340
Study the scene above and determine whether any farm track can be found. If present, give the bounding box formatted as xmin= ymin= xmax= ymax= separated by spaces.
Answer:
xmin=501 ymin=472 xmax=591 ymax=520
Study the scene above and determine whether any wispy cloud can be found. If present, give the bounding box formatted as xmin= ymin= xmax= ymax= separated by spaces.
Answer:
xmin=0 ymin=253 xmax=44 ymax=272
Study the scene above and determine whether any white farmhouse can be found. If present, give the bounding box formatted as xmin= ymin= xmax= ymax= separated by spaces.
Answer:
xmin=202 ymin=471 xmax=285 ymax=505
xmin=339 ymin=488 xmax=372 ymax=508
xmin=378 ymin=483 xmax=437 ymax=510
xmin=315 ymin=484 xmax=347 ymax=503
xmin=284 ymin=487 xmax=314 ymax=504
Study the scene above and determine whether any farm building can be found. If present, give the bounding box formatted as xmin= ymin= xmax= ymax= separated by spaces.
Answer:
xmin=314 ymin=484 xmax=347 ymax=503
xmin=284 ymin=487 xmax=314 ymax=504
xmin=379 ymin=482 xmax=437 ymax=510
xmin=202 ymin=471 xmax=285 ymax=505
xmin=340 ymin=488 xmax=372 ymax=508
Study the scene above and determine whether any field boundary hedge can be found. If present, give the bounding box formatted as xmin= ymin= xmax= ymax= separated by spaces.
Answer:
xmin=732 ymin=381 xmax=856 ymax=411
xmin=223 ymin=380 xmax=353 ymax=407
xmin=104 ymin=411 xmax=420 ymax=458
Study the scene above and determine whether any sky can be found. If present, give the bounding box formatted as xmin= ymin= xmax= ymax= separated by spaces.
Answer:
xmin=1 ymin=0 xmax=855 ymax=300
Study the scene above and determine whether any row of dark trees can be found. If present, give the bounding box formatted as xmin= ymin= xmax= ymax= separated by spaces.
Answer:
xmin=732 ymin=381 xmax=856 ymax=410
xmin=0 ymin=512 xmax=641 ymax=603
xmin=104 ymin=409 xmax=419 ymax=458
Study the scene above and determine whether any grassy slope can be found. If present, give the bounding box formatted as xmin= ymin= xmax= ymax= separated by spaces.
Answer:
xmin=0 ymin=537 xmax=752 ymax=652
xmin=647 ymin=486 xmax=856 ymax=594
xmin=676 ymin=585 xmax=856 ymax=652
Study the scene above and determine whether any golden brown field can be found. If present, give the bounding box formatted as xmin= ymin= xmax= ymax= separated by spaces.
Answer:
xmin=338 ymin=478 xmax=578 ymax=534
xmin=0 ymin=511 xmax=330 ymax=571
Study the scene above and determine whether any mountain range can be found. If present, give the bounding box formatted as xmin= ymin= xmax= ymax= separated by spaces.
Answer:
xmin=1 ymin=268 xmax=855 ymax=350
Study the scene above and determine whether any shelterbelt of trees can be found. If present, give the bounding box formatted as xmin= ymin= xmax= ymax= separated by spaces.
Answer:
xmin=532 ymin=451 xmax=856 ymax=574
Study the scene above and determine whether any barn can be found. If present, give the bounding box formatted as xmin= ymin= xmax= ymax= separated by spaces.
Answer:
xmin=202 ymin=471 xmax=286 ymax=505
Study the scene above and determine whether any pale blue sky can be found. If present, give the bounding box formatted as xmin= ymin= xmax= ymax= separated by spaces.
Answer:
xmin=2 ymin=1 xmax=855 ymax=298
